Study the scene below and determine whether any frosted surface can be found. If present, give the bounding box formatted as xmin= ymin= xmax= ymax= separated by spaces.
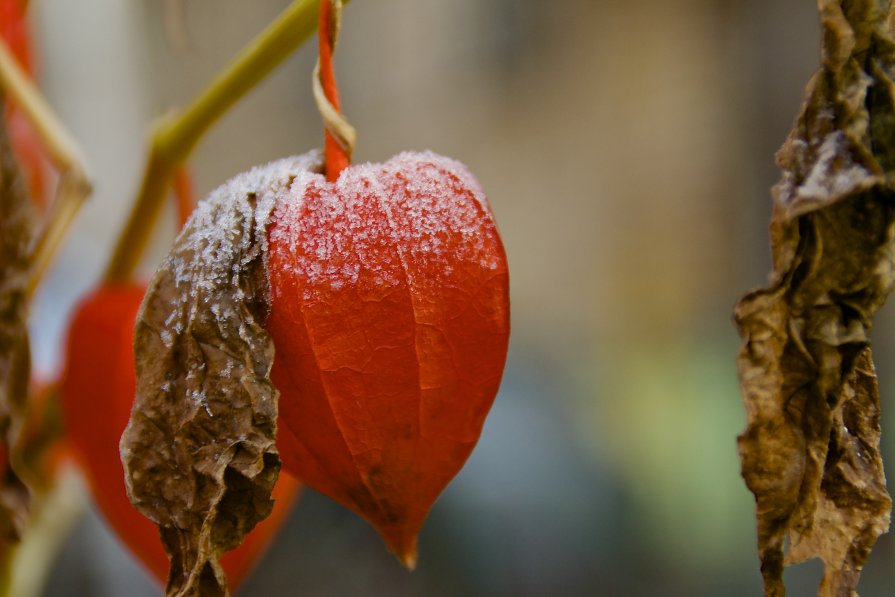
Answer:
xmin=165 ymin=150 xmax=324 ymax=333
xmin=269 ymin=151 xmax=502 ymax=299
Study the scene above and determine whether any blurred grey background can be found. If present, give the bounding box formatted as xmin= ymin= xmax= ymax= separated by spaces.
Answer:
xmin=19 ymin=0 xmax=895 ymax=595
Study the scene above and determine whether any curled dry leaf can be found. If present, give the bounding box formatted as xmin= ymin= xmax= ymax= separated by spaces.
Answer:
xmin=120 ymin=151 xmax=322 ymax=597
xmin=0 ymin=106 xmax=33 ymax=544
xmin=62 ymin=283 xmax=302 ymax=589
xmin=734 ymin=1 xmax=895 ymax=595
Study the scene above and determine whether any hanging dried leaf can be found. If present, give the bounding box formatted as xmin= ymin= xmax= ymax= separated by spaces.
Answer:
xmin=62 ymin=283 xmax=302 ymax=588
xmin=0 ymin=103 xmax=33 ymax=544
xmin=120 ymin=151 xmax=322 ymax=597
xmin=734 ymin=1 xmax=895 ymax=595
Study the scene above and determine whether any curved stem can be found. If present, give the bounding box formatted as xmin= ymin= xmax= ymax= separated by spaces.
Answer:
xmin=104 ymin=0 xmax=350 ymax=282
xmin=0 ymin=40 xmax=92 ymax=303
xmin=5 ymin=470 xmax=87 ymax=597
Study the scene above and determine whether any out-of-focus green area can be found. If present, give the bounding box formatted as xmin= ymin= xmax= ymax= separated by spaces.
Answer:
xmin=26 ymin=0 xmax=895 ymax=595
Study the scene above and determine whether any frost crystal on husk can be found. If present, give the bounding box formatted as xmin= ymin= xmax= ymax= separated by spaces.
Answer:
xmin=269 ymin=151 xmax=501 ymax=296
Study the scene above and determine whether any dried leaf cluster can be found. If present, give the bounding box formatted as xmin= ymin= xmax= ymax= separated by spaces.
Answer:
xmin=734 ymin=1 xmax=895 ymax=595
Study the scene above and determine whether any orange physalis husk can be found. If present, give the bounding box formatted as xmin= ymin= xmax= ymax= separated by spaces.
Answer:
xmin=267 ymin=150 xmax=510 ymax=567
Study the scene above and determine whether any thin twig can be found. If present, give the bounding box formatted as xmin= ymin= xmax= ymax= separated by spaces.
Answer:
xmin=0 ymin=40 xmax=91 ymax=302
xmin=104 ymin=0 xmax=351 ymax=282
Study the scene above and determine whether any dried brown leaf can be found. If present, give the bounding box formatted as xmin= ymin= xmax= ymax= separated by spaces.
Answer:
xmin=0 ymin=106 xmax=34 ymax=544
xmin=734 ymin=1 xmax=895 ymax=595
xmin=120 ymin=152 xmax=322 ymax=597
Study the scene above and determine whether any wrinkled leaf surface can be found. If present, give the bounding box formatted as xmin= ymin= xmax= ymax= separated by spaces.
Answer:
xmin=62 ymin=283 xmax=302 ymax=588
xmin=735 ymin=2 xmax=895 ymax=595
xmin=121 ymin=152 xmax=321 ymax=597
xmin=0 ymin=108 xmax=33 ymax=544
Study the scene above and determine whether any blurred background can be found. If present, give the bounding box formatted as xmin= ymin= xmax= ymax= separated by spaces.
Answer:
xmin=15 ymin=0 xmax=895 ymax=595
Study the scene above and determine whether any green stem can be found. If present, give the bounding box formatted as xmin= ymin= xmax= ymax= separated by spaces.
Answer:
xmin=104 ymin=0 xmax=349 ymax=282
xmin=1 ymin=39 xmax=92 ymax=303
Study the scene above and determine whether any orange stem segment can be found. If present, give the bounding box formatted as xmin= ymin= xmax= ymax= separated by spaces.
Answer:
xmin=319 ymin=0 xmax=349 ymax=181
xmin=172 ymin=166 xmax=195 ymax=229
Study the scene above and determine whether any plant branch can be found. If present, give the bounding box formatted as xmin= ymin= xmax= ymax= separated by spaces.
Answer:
xmin=104 ymin=0 xmax=350 ymax=282
xmin=0 ymin=39 xmax=92 ymax=302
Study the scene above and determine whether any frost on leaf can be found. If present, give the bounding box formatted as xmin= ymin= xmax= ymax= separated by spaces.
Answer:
xmin=734 ymin=2 xmax=895 ymax=595
xmin=0 ymin=109 xmax=33 ymax=544
xmin=120 ymin=151 xmax=322 ymax=597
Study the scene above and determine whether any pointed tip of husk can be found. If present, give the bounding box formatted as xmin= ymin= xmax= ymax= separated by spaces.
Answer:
xmin=381 ymin=527 xmax=419 ymax=571
xmin=397 ymin=547 xmax=418 ymax=571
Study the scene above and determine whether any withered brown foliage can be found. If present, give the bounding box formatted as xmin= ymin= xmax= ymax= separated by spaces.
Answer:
xmin=120 ymin=153 xmax=321 ymax=597
xmin=735 ymin=1 xmax=895 ymax=595
xmin=0 ymin=107 xmax=33 ymax=545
